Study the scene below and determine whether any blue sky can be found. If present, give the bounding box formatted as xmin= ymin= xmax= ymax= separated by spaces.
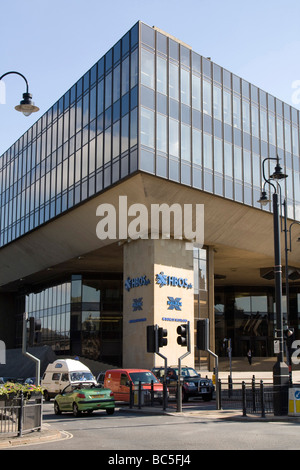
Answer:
xmin=1 ymin=0 xmax=300 ymax=155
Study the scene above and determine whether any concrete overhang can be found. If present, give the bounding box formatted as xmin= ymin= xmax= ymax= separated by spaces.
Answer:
xmin=0 ymin=172 xmax=299 ymax=292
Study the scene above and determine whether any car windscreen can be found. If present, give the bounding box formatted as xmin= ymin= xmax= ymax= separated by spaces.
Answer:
xmin=70 ymin=372 xmax=95 ymax=382
xmin=129 ymin=372 xmax=159 ymax=384
xmin=173 ymin=368 xmax=199 ymax=378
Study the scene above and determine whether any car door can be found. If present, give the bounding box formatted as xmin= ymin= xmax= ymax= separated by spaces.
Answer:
xmin=58 ymin=385 xmax=74 ymax=411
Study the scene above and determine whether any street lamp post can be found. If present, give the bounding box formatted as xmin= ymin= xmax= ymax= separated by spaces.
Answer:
xmin=0 ymin=71 xmax=39 ymax=116
xmin=259 ymin=156 xmax=290 ymax=416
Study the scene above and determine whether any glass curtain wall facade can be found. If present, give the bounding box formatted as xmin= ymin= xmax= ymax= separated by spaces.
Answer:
xmin=0 ymin=22 xmax=139 ymax=248
xmin=20 ymin=275 xmax=123 ymax=365
xmin=139 ymin=23 xmax=300 ymax=221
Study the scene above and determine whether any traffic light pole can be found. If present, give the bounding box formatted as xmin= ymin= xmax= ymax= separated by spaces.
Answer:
xmin=22 ymin=312 xmax=41 ymax=385
xmin=177 ymin=322 xmax=191 ymax=412
xmin=154 ymin=325 xmax=168 ymax=410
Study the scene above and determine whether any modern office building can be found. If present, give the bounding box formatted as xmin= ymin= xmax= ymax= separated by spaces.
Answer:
xmin=0 ymin=21 xmax=299 ymax=371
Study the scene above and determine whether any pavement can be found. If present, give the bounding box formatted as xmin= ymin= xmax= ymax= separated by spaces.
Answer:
xmin=1 ymin=369 xmax=300 ymax=448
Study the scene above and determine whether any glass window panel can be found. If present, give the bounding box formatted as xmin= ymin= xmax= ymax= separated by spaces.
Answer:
xmin=157 ymin=32 xmax=167 ymax=55
xmin=105 ymin=72 xmax=112 ymax=109
xmin=131 ymin=48 xmax=138 ymax=89
xmin=252 ymin=153 xmax=260 ymax=187
xmin=260 ymin=109 xmax=267 ymax=141
xmin=104 ymin=127 xmax=111 ymax=163
xmin=112 ymin=121 xmax=120 ymax=158
xmin=268 ymin=114 xmax=276 ymax=145
xmin=121 ymin=114 xmax=129 ymax=153
xmin=141 ymin=107 xmax=154 ymax=149
xmin=157 ymin=114 xmax=167 ymax=153
xmin=242 ymin=100 xmax=250 ymax=134
xmin=83 ymin=93 xmax=89 ymax=128
xmin=169 ymin=118 xmax=179 ymax=157
xmin=113 ymin=65 xmax=120 ymax=102
xmin=181 ymin=124 xmax=191 ymax=161
xmin=234 ymin=146 xmax=242 ymax=180
xmin=203 ymin=133 xmax=212 ymax=169
xmin=130 ymin=108 xmax=137 ymax=148
xmin=251 ymin=105 xmax=259 ymax=138
xmin=243 ymin=150 xmax=251 ymax=184
xmin=203 ymin=80 xmax=211 ymax=116
xmin=214 ymin=137 xmax=223 ymax=173
xmin=169 ymin=62 xmax=179 ymax=100
xmin=292 ymin=126 xmax=299 ymax=155
xmin=192 ymin=128 xmax=202 ymax=165
xmin=233 ymin=95 xmax=241 ymax=129
xmin=192 ymin=74 xmax=201 ymax=111
xmin=223 ymin=90 xmax=232 ymax=125
xmin=276 ymin=117 xmax=284 ymax=148
xmin=97 ymin=79 xmax=104 ymax=115
xmin=213 ymin=85 xmax=222 ymax=121
xmin=284 ymin=121 xmax=291 ymax=153
xmin=181 ymin=68 xmax=190 ymax=106
xmin=141 ymin=48 xmax=154 ymax=89
xmin=122 ymin=56 xmax=130 ymax=96
xmin=224 ymin=142 xmax=233 ymax=177
xmin=157 ymin=56 xmax=167 ymax=95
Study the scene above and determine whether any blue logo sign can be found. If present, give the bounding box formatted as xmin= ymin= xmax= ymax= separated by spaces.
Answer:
xmin=167 ymin=296 xmax=182 ymax=311
xmin=295 ymin=391 xmax=300 ymax=400
xmin=132 ymin=298 xmax=143 ymax=311
xmin=129 ymin=318 xmax=147 ymax=323
xmin=155 ymin=272 xmax=192 ymax=289
xmin=125 ymin=275 xmax=151 ymax=292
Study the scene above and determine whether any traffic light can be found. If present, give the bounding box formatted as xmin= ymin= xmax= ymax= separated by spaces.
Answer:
xmin=177 ymin=323 xmax=189 ymax=347
xmin=158 ymin=327 xmax=168 ymax=348
xmin=28 ymin=317 xmax=42 ymax=347
xmin=196 ymin=319 xmax=209 ymax=350
xmin=147 ymin=325 xmax=156 ymax=353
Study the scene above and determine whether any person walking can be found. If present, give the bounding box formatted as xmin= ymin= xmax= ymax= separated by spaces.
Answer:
xmin=247 ymin=349 xmax=252 ymax=365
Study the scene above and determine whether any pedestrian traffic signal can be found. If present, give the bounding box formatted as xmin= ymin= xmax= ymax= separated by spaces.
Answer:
xmin=177 ymin=323 xmax=189 ymax=347
xmin=158 ymin=327 xmax=168 ymax=348
xmin=29 ymin=317 xmax=42 ymax=346
xmin=147 ymin=325 xmax=156 ymax=353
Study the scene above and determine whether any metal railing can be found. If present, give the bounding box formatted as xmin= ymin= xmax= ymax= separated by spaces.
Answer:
xmin=218 ymin=377 xmax=274 ymax=417
xmin=0 ymin=393 xmax=43 ymax=437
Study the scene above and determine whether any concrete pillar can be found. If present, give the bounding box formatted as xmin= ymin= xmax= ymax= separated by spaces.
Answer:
xmin=123 ymin=238 xmax=194 ymax=369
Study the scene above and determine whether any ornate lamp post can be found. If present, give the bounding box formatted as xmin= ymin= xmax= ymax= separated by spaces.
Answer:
xmin=258 ymin=156 xmax=290 ymax=415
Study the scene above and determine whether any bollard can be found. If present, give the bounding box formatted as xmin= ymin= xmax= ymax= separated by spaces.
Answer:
xmin=252 ymin=375 xmax=256 ymax=413
xmin=260 ymin=380 xmax=266 ymax=418
xmin=18 ymin=391 xmax=24 ymax=437
xmin=129 ymin=381 xmax=134 ymax=409
xmin=150 ymin=380 xmax=154 ymax=407
xmin=228 ymin=374 xmax=232 ymax=398
xmin=163 ymin=381 xmax=168 ymax=410
xmin=138 ymin=381 xmax=142 ymax=409
xmin=242 ymin=381 xmax=247 ymax=416
xmin=218 ymin=379 xmax=222 ymax=410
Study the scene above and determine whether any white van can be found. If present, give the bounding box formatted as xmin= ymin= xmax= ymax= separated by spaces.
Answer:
xmin=41 ymin=359 xmax=97 ymax=401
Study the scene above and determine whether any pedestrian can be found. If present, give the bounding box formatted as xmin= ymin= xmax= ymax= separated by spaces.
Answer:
xmin=247 ymin=349 xmax=252 ymax=365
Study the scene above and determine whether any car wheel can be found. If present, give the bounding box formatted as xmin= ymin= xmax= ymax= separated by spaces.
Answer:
xmin=106 ymin=408 xmax=115 ymax=415
xmin=182 ymin=392 xmax=189 ymax=402
xmin=54 ymin=401 xmax=61 ymax=415
xmin=72 ymin=403 xmax=81 ymax=417
xmin=44 ymin=390 xmax=50 ymax=402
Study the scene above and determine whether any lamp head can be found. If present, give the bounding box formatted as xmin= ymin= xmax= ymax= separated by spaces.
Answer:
xmin=258 ymin=191 xmax=271 ymax=206
xmin=15 ymin=92 xmax=39 ymax=116
xmin=270 ymin=160 xmax=288 ymax=180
